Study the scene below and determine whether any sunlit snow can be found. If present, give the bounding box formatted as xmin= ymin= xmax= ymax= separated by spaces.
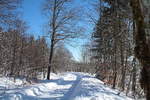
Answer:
xmin=0 ymin=72 xmax=133 ymax=100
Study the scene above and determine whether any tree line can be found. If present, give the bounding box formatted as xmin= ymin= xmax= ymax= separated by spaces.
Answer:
xmin=82 ymin=0 xmax=150 ymax=99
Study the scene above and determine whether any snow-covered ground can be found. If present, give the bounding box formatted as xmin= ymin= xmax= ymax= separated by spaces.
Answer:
xmin=0 ymin=72 xmax=134 ymax=100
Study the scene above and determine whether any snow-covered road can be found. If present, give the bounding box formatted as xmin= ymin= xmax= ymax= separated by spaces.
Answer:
xmin=0 ymin=72 xmax=133 ymax=100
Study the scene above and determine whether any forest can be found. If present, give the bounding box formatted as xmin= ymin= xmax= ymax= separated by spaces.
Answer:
xmin=0 ymin=0 xmax=150 ymax=100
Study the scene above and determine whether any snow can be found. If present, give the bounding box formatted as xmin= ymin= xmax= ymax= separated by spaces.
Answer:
xmin=127 ymin=56 xmax=135 ymax=62
xmin=0 ymin=72 xmax=134 ymax=100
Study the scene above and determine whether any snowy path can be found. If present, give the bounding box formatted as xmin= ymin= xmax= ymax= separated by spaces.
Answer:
xmin=0 ymin=72 xmax=133 ymax=100
xmin=61 ymin=73 xmax=82 ymax=100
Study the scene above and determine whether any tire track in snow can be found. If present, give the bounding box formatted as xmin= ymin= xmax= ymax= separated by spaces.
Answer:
xmin=61 ymin=73 xmax=82 ymax=100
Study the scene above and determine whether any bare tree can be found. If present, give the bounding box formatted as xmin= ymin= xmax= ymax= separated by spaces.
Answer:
xmin=0 ymin=0 xmax=20 ymax=27
xmin=43 ymin=0 xmax=82 ymax=79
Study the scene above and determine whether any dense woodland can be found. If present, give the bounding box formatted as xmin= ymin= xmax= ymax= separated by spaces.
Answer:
xmin=0 ymin=0 xmax=150 ymax=100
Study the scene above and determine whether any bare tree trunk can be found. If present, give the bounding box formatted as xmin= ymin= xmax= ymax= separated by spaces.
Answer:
xmin=18 ymin=37 xmax=24 ymax=76
xmin=126 ymin=72 xmax=132 ymax=96
xmin=10 ymin=31 xmax=17 ymax=76
xmin=121 ymin=54 xmax=127 ymax=91
xmin=47 ymin=37 xmax=55 ymax=80
xmin=10 ymin=45 xmax=16 ymax=75
xmin=112 ymin=40 xmax=117 ymax=89
xmin=130 ymin=0 xmax=150 ymax=99
xmin=120 ymin=39 xmax=125 ymax=91
xmin=47 ymin=0 xmax=56 ymax=80
xmin=132 ymin=54 xmax=137 ymax=96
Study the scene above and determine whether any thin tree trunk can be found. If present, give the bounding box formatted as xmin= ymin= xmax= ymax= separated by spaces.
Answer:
xmin=120 ymin=39 xmax=125 ymax=91
xmin=18 ymin=38 xmax=23 ymax=76
xmin=126 ymin=72 xmax=132 ymax=96
xmin=112 ymin=40 xmax=117 ymax=89
xmin=121 ymin=54 xmax=127 ymax=91
xmin=10 ymin=45 xmax=16 ymax=75
xmin=132 ymin=58 xmax=137 ymax=96
xmin=10 ymin=31 xmax=17 ymax=76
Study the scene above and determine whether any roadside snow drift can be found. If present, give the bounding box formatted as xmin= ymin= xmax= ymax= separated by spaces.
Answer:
xmin=0 ymin=72 xmax=133 ymax=100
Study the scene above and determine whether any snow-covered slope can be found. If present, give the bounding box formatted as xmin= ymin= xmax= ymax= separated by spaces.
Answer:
xmin=0 ymin=72 xmax=133 ymax=100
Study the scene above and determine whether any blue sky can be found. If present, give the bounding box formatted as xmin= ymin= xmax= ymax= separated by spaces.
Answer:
xmin=21 ymin=0 xmax=45 ymax=37
xmin=21 ymin=0 xmax=95 ymax=61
